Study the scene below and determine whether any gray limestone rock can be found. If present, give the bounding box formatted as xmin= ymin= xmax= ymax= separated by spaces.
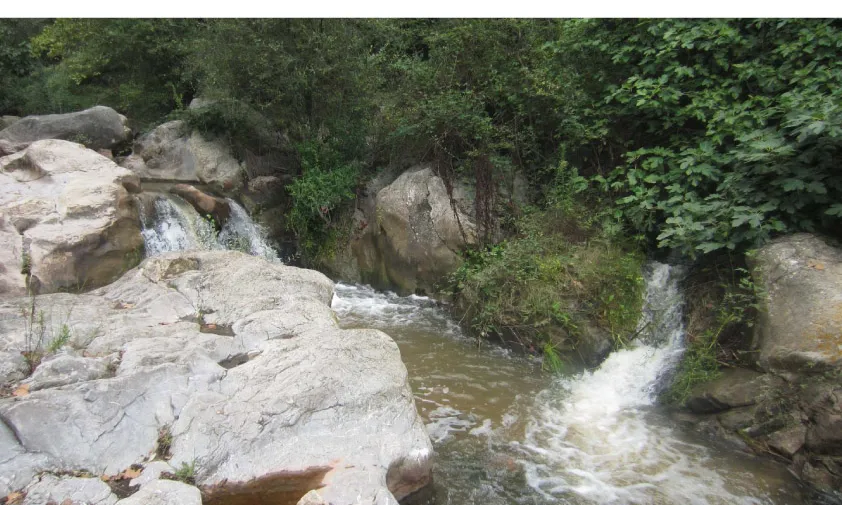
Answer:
xmin=0 ymin=251 xmax=433 ymax=503
xmin=0 ymin=139 xmax=143 ymax=295
xmin=22 ymin=475 xmax=117 ymax=505
xmin=0 ymin=106 xmax=131 ymax=154
xmin=27 ymin=354 xmax=110 ymax=391
xmin=115 ymin=479 xmax=201 ymax=505
xmin=129 ymin=120 xmax=243 ymax=193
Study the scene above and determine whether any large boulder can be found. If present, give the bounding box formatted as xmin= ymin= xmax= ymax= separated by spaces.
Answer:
xmin=750 ymin=233 xmax=842 ymax=372
xmin=126 ymin=120 xmax=243 ymax=194
xmin=0 ymin=106 xmax=131 ymax=155
xmin=0 ymin=139 xmax=143 ymax=295
xmin=369 ymin=166 xmax=475 ymax=294
xmin=0 ymin=115 xmax=20 ymax=130
xmin=0 ymin=251 xmax=433 ymax=504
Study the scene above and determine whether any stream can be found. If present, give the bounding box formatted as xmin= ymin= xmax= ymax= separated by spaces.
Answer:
xmin=138 ymin=192 xmax=807 ymax=504
xmin=332 ymin=265 xmax=807 ymax=505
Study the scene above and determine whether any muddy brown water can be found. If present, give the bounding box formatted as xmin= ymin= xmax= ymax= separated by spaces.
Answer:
xmin=331 ymin=265 xmax=809 ymax=505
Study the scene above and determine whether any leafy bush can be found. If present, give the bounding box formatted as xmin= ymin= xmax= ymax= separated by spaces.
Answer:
xmin=448 ymin=204 xmax=644 ymax=364
xmin=286 ymin=140 xmax=360 ymax=261
xmin=3 ymin=19 xmax=197 ymax=126
xmin=588 ymin=19 xmax=842 ymax=257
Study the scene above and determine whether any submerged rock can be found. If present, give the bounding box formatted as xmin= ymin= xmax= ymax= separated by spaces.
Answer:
xmin=0 ymin=139 xmax=143 ymax=295
xmin=0 ymin=106 xmax=131 ymax=155
xmin=0 ymin=251 xmax=433 ymax=504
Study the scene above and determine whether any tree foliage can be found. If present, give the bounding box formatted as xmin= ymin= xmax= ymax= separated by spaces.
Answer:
xmin=587 ymin=19 xmax=842 ymax=256
xmin=1 ymin=18 xmax=841 ymax=260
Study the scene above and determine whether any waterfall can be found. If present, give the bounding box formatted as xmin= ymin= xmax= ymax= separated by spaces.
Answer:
xmin=138 ymin=192 xmax=280 ymax=263
xmin=520 ymin=262 xmax=770 ymax=504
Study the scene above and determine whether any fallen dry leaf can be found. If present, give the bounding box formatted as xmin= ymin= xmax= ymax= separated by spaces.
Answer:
xmin=5 ymin=491 xmax=24 ymax=504
xmin=12 ymin=384 xmax=29 ymax=397
xmin=121 ymin=467 xmax=142 ymax=479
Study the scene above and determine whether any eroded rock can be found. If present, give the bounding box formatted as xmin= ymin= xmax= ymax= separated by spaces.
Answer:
xmin=372 ymin=166 xmax=475 ymax=294
xmin=0 ymin=139 xmax=143 ymax=295
xmin=115 ymin=479 xmax=201 ymax=505
xmin=22 ymin=475 xmax=118 ymax=505
xmin=685 ymin=368 xmax=784 ymax=414
xmin=0 ymin=251 xmax=433 ymax=504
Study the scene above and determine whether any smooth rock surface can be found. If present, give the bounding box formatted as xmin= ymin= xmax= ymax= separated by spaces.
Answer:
xmin=0 ymin=139 xmax=143 ymax=295
xmin=751 ymin=233 xmax=842 ymax=372
xmin=129 ymin=461 xmax=174 ymax=488
xmin=0 ymin=251 xmax=432 ymax=504
xmin=0 ymin=106 xmax=131 ymax=155
xmin=129 ymin=120 xmax=243 ymax=193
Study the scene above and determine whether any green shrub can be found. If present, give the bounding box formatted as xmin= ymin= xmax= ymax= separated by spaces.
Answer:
xmin=664 ymin=262 xmax=763 ymax=404
xmin=448 ymin=204 xmax=644 ymax=364
xmin=286 ymin=139 xmax=360 ymax=262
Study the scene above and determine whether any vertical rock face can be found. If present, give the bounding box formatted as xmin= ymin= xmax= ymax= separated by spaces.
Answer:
xmin=0 ymin=251 xmax=433 ymax=504
xmin=127 ymin=120 xmax=244 ymax=194
xmin=333 ymin=165 xmax=476 ymax=295
xmin=750 ymin=233 xmax=842 ymax=372
xmin=0 ymin=139 xmax=143 ymax=295
xmin=0 ymin=106 xmax=131 ymax=155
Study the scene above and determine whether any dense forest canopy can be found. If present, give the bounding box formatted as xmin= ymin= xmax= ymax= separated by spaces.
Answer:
xmin=2 ymin=18 xmax=841 ymax=258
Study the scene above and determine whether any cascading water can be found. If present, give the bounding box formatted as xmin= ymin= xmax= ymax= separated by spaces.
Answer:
xmin=519 ymin=262 xmax=778 ymax=504
xmin=332 ymin=264 xmax=805 ymax=505
xmin=138 ymin=192 xmax=280 ymax=262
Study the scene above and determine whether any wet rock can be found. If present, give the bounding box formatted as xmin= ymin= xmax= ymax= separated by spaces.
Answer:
xmin=685 ymin=369 xmax=784 ymax=414
xmin=115 ymin=479 xmax=201 ymax=505
xmin=0 ymin=106 xmax=131 ymax=154
xmin=22 ymin=475 xmax=118 ymax=505
xmin=0 ymin=251 xmax=433 ymax=503
xmin=750 ymin=233 xmax=842 ymax=372
xmin=0 ymin=139 xmax=143 ymax=295
xmin=717 ymin=405 xmax=759 ymax=431
xmin=804 ymin=382 xmax=842 ymax=454
xmin=768 ymin=424 xmax=807 ymax=458
xmin=169 ymin=184 xmax=230 ymax=227
xmin=129 ymin=120 xmax=243 ymax=194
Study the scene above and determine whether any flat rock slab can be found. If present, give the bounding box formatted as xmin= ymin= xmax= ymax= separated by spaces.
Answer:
xmin=0 ymin=251 xmax=432 ymax=504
